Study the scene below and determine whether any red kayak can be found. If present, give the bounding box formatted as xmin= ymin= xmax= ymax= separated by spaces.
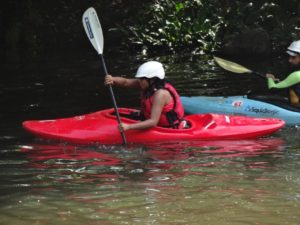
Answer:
xmin=23 ymin=108 xmax=285 ymax=145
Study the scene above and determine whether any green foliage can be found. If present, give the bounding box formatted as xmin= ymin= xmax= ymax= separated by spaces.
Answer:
xmin=1 ymin=0 xmax=300 ymax=59
xmin=216 ymin=1 xmax=300 ymax=51
xmin=125 ymin=0 xmax=300 ymax=54
xmin=126 ymin=0 xmax=223 ymax=54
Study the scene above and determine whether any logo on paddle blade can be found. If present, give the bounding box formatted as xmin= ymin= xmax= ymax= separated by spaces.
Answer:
xmin=84 ymin=17 xmax=94 ymax=39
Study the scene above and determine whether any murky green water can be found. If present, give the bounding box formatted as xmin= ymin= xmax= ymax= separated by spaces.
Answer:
xmin=1 ymin=53 xmax=300 ymax=224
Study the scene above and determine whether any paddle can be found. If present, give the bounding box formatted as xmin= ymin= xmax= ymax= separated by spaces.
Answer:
xmin=82 ymin=7 xmax=127 ymax=145
xmin=213 ymin=56 xmax=266 ymax=79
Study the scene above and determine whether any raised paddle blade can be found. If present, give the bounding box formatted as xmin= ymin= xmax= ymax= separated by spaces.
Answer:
xmin=214 ymin=56 xmax=252 ymax=74
xmin=82 ymin=7 xmax=104 ymax=54
xmin=82 ymin=7 xmax=127 ymax=145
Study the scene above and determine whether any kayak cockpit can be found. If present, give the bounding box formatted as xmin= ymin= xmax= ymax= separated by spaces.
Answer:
xmin=103 ymin=108 xmax=195 ymax=130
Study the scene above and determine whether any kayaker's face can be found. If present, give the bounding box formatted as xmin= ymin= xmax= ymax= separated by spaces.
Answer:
xmin=288 ymin=55 xmax=300 ymax=66
xmin=138 ymin=78 xmax=149 ymax=90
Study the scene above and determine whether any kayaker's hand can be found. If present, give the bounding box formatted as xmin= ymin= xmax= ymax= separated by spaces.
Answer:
xmin=266 ymin=73 xmax=276 ymax=80
xmin=266 ymin=73 xmax=280 ymax=82
xmin=118 ymin=123 xmax=130 ymax=132
xmin=104 ymin=75 xmax=114 ymax=86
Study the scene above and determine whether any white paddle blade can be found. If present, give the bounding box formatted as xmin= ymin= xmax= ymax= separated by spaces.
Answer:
xmin=214 ymin=56 xmax=252 ymax=74
xmin=82 ymin=7 xmax=104 ymax=54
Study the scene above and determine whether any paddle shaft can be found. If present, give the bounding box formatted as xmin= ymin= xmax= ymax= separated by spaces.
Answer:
xmin=252 ymin=71 xmax=266 ymax=79
xmin=100 ymin=54 xmax=127 ymax=145
xmin=82 ymin=8 xmax=127 ymax=145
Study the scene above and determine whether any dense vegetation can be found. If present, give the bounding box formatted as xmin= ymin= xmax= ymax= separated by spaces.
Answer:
xmin=125 ymin=0 xmax=300 ymax=55
xmin=1 ymin=0 xmax=299 ymax=61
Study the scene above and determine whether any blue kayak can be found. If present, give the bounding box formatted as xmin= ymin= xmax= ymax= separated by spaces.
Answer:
xmin=181 ymin=95 xmax=300 ymax=126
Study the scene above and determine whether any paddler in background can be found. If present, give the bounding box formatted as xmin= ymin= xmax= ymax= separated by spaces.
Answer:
xmin=104 ymin=61 xmax=187 ymax=132
xmin=266 ymin=40 xmax=300 ymax=107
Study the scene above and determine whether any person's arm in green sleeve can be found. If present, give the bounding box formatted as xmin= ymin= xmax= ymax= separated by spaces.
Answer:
xmin=266 ymin=71 xmax=300 ymax=89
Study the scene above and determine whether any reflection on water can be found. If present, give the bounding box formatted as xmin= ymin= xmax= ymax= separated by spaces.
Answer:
xmin=1 ymin=137 xmax=300 ymax=224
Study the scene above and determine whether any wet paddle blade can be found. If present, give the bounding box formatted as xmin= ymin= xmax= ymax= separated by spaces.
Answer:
xmin=214 ymin=56 xmax=252 ymax=74
xmin=82 ymin=7 xmax=104 ymax=54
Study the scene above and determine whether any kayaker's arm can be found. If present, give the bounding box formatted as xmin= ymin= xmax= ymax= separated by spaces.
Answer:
xmin=267 ymin=71 xmax=300 ymax=89
xmin=119 ymin=90 xmax=170 ymax=131
xmin=105 ymin=75 xmax=140 ymax=88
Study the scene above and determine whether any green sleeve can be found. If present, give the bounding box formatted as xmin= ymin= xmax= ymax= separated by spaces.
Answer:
xmin=268 ymin=71 xmax=300 ymax=89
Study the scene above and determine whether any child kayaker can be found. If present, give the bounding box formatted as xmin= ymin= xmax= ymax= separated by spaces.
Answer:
xmin=104 ymin=61 xmax=187 ymax=131
xmin=266 ymin=40 xmax=300 ymax=107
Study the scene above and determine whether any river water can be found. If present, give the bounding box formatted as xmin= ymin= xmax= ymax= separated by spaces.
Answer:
xmin=1 ymin=52 xmax=300 ymax=224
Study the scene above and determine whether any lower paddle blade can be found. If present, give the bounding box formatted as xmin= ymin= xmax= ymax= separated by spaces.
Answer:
xmin=214 ymin=56 xmax=252 ymax=74
xmin=82 ymin=7 xmax=104 ymax=54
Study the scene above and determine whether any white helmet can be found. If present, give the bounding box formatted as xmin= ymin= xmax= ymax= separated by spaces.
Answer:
xmin=135 ymin=61 xmax=165 ymax=79
xmin=287 ymin=40 xmax=300 ymax=56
